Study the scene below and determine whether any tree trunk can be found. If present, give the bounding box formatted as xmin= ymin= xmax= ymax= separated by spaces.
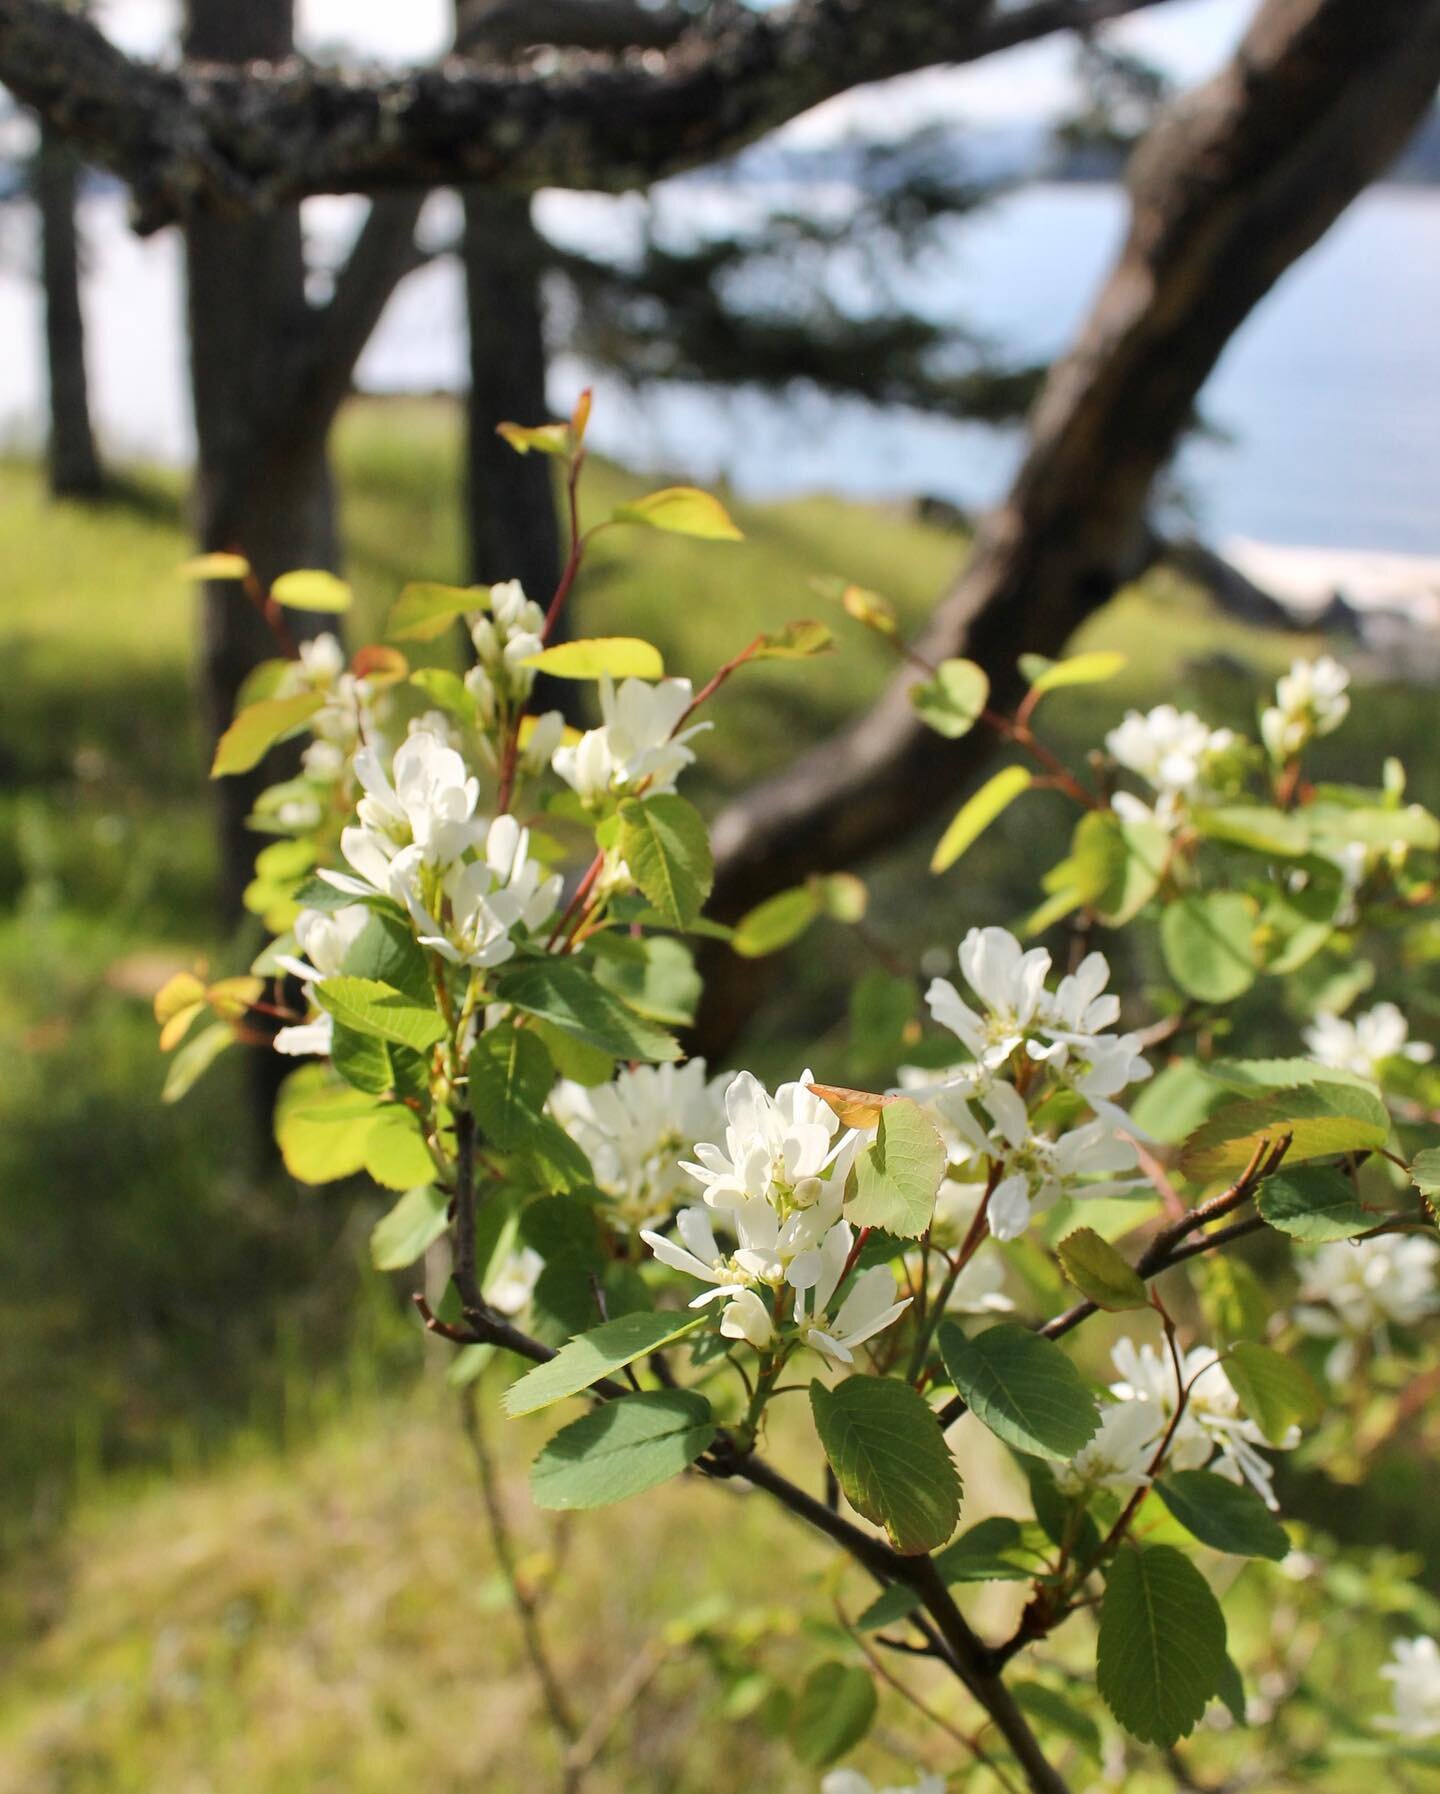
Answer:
xmin=699 ymin=0 xmax=1440 ymax=1054
xmin=35 ymin=122 xmax=102 ymax=498
xmin=461 ymin=190 xmax=562 ymax=602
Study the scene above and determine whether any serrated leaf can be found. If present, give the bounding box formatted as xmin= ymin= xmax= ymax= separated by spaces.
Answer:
xmin=788 ymin=1662 xmax=877 ymax=1767
xmin=1411 ymin=1148 xmax=1440 ymax=1202
xmin=1222 ymin=1341 xmax=1322 ymax=1444
xmin=1020 ymin=650 xmax=1127 ymax=696
xmin=750 ymin=618 xmax=834 ymax=659
xmin=211 ymin=692 xmax=326 ymax=777
xmin=494 ymin=959 xmax=680 ymax=1064
xmin=521 ymin=637 xmax=665 ymax=681
xmin=504 ymin=1312 xmax=706 ymax=1416
xmin=363 ymin=1106 xmax=435 ymax=1190
xmin=370 ymin=1183 xmax=448 ymax=1271
xmin=934 ymin=1515 xmax=1036 ymax=1582
xmin=270 ymin=569 xmax=352 ymax=613
xmin=1154 ymin=1470 xmax=1289 ymax=1560
xmin=938 ymin=1321 xmax=1099 ymax=1460
xmin=845 ymin=1098 xmax=946 ymax=1239
xmin=910 ymin=657 xmax=988 ymax=740
xmin=1050 ymin=809 xmax=1168 ymax=927
xmin=1056 ymin=1227 xmax=1148 ymax=1310
xmin=732 ymin=885 xmax=822 ymax=958
xmin=931 ymin=766 xmax=1033 ymax=874
xmin=179 ymin=551 xmax=250 ymax=580
xmin=313 ymin=977 xmax=446 ymax=1054
xmin=386 ymin=581 xmax=488 ymax=642
xmin=1161 ymin=892 xmax=1257 ymax=1003
xmin=330 ymin=1021 xmax=393 ymax=1094
xmin=274 ymin=1079 xmax=381 ymax=1183
xmin=340 ymin=910 xmax=433 ymax=1006
xmin=611 ymin=487 xmax=743 ymax=541
xmin=1179 ymin=1081 xmax=1389 ymax=1180
xmin=809 ymin=1376 xmax=961 ymax=1554
xmin=592 ymin=933 xmax=701 ymax=1026
xmin=1097 ymin=1545 xmax=1228 ymax=1747
xmin=616 ymin=795 xmax=713 ymax=930
xmin=1256 ymin=1166 xmax=1371 ymax=1242
xmin=531 ymin=1389 xmax=716 ymax=1510
xmin=470 ymin=1023 xmax=553 ymax=1149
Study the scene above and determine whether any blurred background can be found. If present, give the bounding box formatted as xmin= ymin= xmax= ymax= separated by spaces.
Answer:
xmin=1 ymin=1 xmax=1439 ymax=1788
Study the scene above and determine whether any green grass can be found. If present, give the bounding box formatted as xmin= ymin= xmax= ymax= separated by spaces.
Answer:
xmin=3 ymin=396 xmax=1439 ymax=1791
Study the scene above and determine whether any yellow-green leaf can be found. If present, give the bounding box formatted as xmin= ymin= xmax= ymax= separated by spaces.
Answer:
xmin=497 ymin=420 xmax=571 ymax=458
xmin=522 ymin=638 xmax=664 ymax=681
xmin=732 ymin=885 xmax=821 ymax=958
xmin=270 ymin=569 xmax=353 ymax=613
xmin=750 ymin=619 xmax=834 ymax=660
xmin=211 ymin=691 xmax=326 ymax=778
xmin=179 ymin=552 xmax=250 ymax=580
xmin=931 ymin=766 xmax=1033 ymax=873
xmin=1020 ymin=650 xmax=1127 ymax=696
xmin=611 ymin=487 xmax=743 ymax=541
xmin=387 ymin=582 xmax=489 ymax=642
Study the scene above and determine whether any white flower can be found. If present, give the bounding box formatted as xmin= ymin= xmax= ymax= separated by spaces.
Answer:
xmin=467 ymin=579 xmax=547 ymax=716
xmin=552 ymin=675 xmax=709 ymax=804
xmin=288 ymin=631 xmax=346 ymax=690
xmin=927 ymin=928 xmax=1052 ymax=1070
xmin=273 ymin=902 xmax=370 ymax=1057
xmin=641 ymin=1199 xmax=838 ymax=1305
xmin=487 ymin=1247 xmax=544 ymax=1317
xmin=680 ymin=1069 xmax=858 ymax=1213
xmin=1303 ymin=1003 xmax=1432 ymax=1081
xmin=1380 ymin=1636 xmax=1440 ymax=1738
xmin=1260 ymin=655 xmax=1350 ymax=760
xmin=1055 ymin=1398 xmax=1163 ymax=1496
xmin=941 ymin=1081 xmax=1143 ymax=1242
xmin=1107 ymin=704 xmax=1235 ymax=802
xmin=521 ymin=709 xmax=565 ymax=776
xmin=793 ymin=1220 xmax=911 ymax=1365
xmin=412 ymin=815 xmax=563 ymax=970
xmin=1109 ymin=1338 xmax=1296 ymax=1509
xmin=1296 ymin=1234 xmax=1440 ymax=1363
xmin=720 ymin=1287 xmax=776 ymax=1350
xmin=904 ymin=1182 xmax=1015 ymax=1315
xmin=822 ymin=1772 xmax=945 ymax=1794
xmin=550 ymin=1059 xmax=728 ymax=1231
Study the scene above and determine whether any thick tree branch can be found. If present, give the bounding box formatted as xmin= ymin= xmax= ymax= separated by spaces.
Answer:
xmin=701 ymin=0 xmax=1440 ymax=1038
xmin=0 ymin=0 xmax=1174 ymax=229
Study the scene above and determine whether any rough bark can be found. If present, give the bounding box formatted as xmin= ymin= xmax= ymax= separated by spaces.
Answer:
xmin=35 ymin=121 xmax=102 ymax=497
xmin=697 ymin=0 xmax=1440 ymax=1049
xmin=0 ymin=0 xmax=1176 ymax=230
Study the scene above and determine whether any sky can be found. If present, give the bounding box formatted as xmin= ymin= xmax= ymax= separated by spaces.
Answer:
xmin=98 ymin=0 xmax=1258 ymax=133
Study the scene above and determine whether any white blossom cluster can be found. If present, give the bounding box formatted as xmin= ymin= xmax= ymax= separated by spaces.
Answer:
xmin=1260 ymin=654 xmax=1351 ymax=762
xmin=1105 ymin=703 xmax=1238 ymax=833
xmin=1381 ymin=1635 xmax=1440 ymax=1739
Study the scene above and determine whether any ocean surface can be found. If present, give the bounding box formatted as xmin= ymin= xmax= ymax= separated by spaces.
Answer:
xmin=1 ymin=182 xmax=1437 ymax=554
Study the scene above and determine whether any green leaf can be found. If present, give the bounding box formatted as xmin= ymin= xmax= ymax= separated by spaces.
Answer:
xmin=855 ymin=1583 xmax=924 ymax=1630
xmin=616 ymin=795 xmax=713 ymax=930
xmin=934 ymin=1516 xmax=1036 ymax=1583
xmin=1154 ymin=1469 xmax=1289 ymax=1560
xmin=179 ymin=551 xmax=250 ymax=580
xmin=732 ymin=885 xmax=822 ymax=958
xmin=845 ymin=1098 xmax=946 ymax=1239
xmin=751 ymin=618 xmax=834 ymax=659
xmin=1191 ymin=804 xmax=1310 ymax=857
xmin=1161 ymin=892 xmax=1257 ymax=1003
xmin=1222 ymin=1341 xmax=1322 ymax=1445
xmin=931 ymin=766 xmax=1033 ymax=874
xmin=386 ymin=581 xmax=488 ymax=642
xmin=494 ymin=958 xmax=680 ymax=1063
xmin=470 ymin=1024 xmax=553 ymax=1149
xmin=408 ymin=667 xmax=480 ymax=726
xmin=910 ymin=657 xmax=989 ymax=739
xmin=161 ymin=1020 xmax=235 ymax=1102
xmin=340 ymin=910 xmax=433 ymax=1006
xmin=788 ymin=1662 xmax=877 ymax=1768
xmin=1051 ymin=809 xmax=1168 ymax=927
xmin=1019 ymin=650 xmax=1127 ymax=696
xmin=363 ymin=1106 xmax=435 ymax=1190
xmin=521 ymin=637 xmax=665 ymax=681
xmin=938 ymin=1321 xmax=1099 ymax=1461
xmin=530 ymin=1389 xmax=716 ymax=1510
xmin=1056 ymin=1227 xmax=1148 ymax=1310
xmin=1411 ymin=1148 xmax=1440 ymax=1203
xmin=274 ymin=1075 xmax=381 ymax=1184
xmin=1256 ymin=1166 xmax=1371 ymax=1242
xmin=330 ymin=1021 xmax=393 ymax=1094
xmin=1216 ymin=1653 xmax=1248 ymax=1726
xmin=1011 ymin=1682 xmax=1102 ymax=1760
xmin=211 ymin=691 xmax=326 ymax=777
xmin=313 ymin=977 xmax=447 ymax=1054
xmin=1179 ymin=1081 xmax=1389 ymax=1181
xmin=270 ymin=569 xmax=352 ymax=612
xmin=1306 ymin=801 xmax=1440 ymax=854
xmin=497 ymin=419 xmax=570 ymax=458
xmin=505 ymin=1312 xmax=707 ymax=1416
xmin=370 ymin=1184 xmax=448 ymax=1271
xmin=611 ymin=487 xmax=743 ymax=541
xmin=592 ymin=933 xmax=701 ymax=1026
xmin=1097 ymin=1545 xmax=1228 ymax=1747
xmin=809 ymin=1376 xmax=961 ymax=1555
